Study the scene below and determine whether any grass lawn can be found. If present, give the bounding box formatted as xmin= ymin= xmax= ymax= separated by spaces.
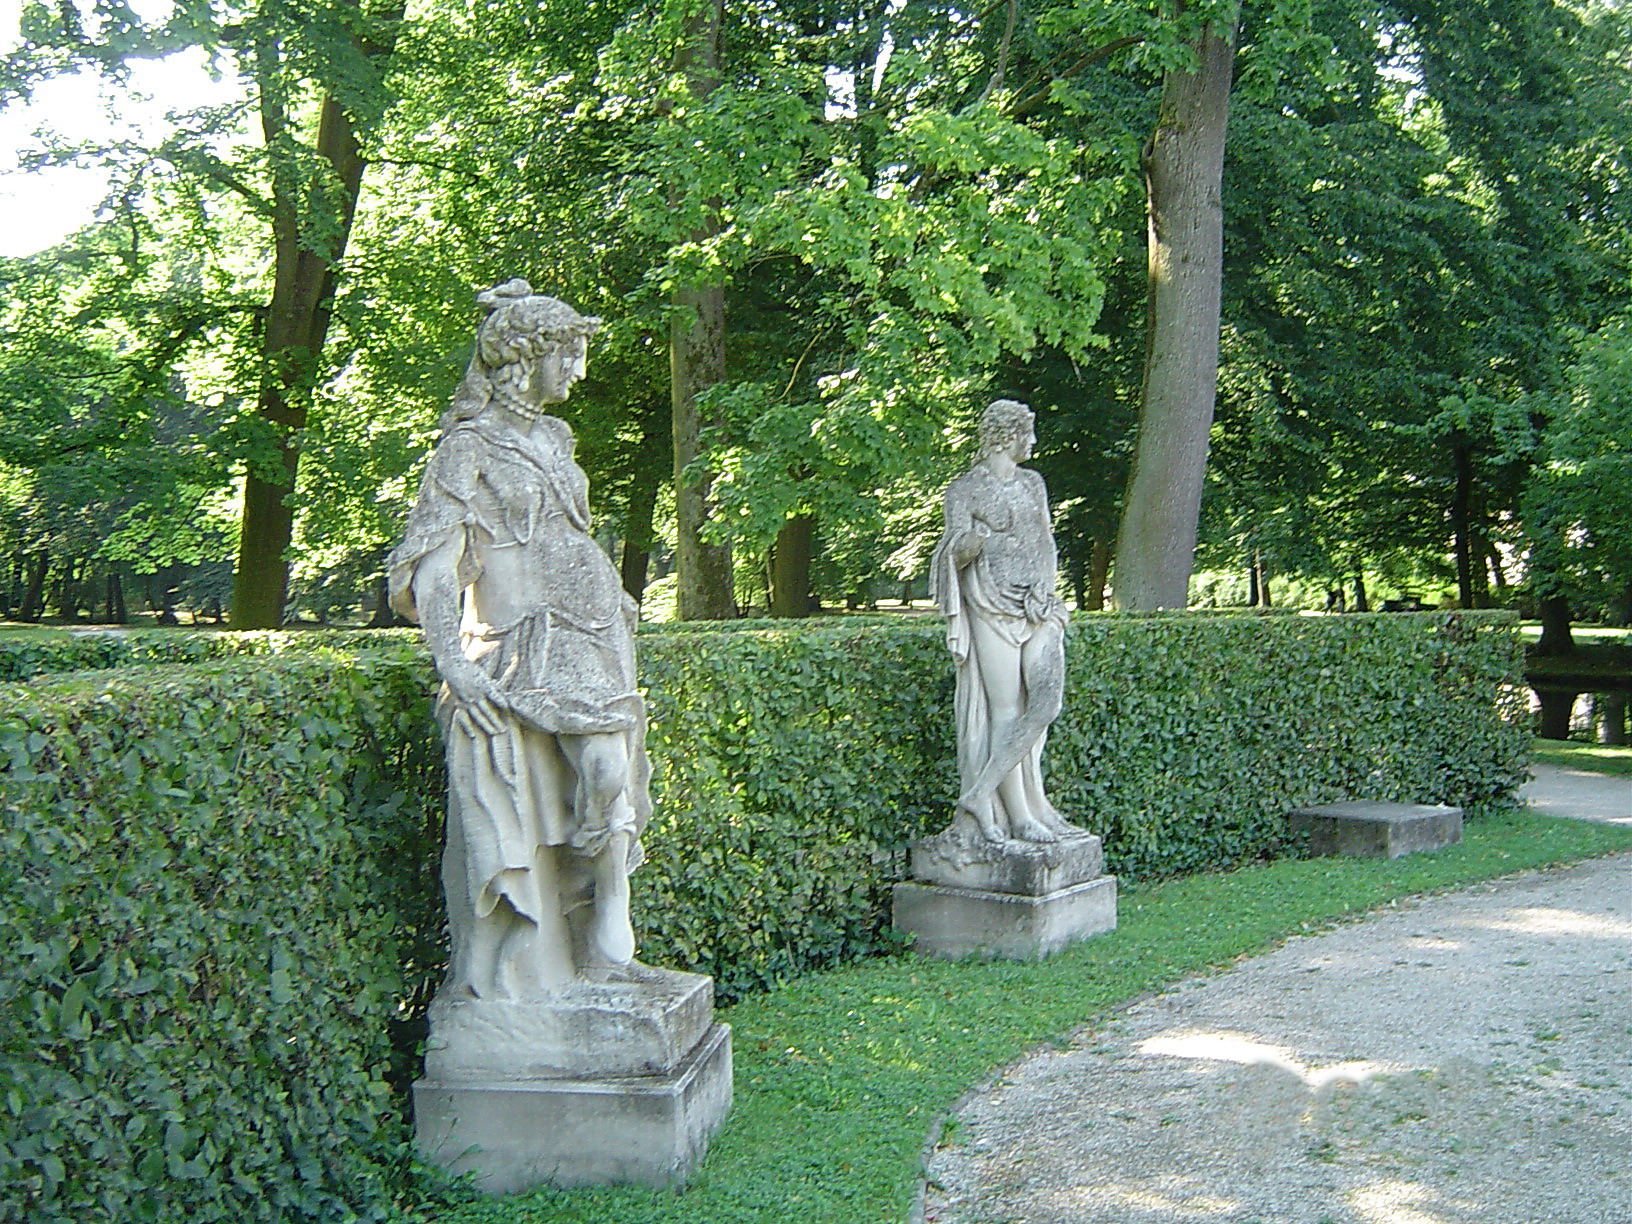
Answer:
xmin=418 ymin=797 xmax=1632 ymax=1224
xmin=1532 ymin=737 xmax=1632 ymax=778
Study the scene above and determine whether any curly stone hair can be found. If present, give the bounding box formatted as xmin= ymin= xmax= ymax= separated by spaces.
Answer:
xmin=978 ymin=398 xmax=1034 ymax=456
xmin=443 ymin=279 xmax=602 ymax=428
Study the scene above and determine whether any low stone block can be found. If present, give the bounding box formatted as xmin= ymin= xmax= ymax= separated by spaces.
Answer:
xmin=893 ymin=874 xmax=1118 ymax=960
xmin=1288 ymin=801 xmax=1463 ymax=859
xmin=422 ymin=969 xmax=714 ymax=1081
xmin=910 ymin=830 xmax=1104 ymax=896
xmin=414 ymin=1021 xmax=732 ymax=1193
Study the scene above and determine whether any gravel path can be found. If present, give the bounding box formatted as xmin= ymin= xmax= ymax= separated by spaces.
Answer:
xmin=922 ymin=774 xmax=1632 ymax=1224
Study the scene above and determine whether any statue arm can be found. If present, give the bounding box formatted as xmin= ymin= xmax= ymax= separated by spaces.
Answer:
xmin=943 ymin=481 xmax=990 ymax=568
xmin=408 ymin=520 xmax=508 ymax=736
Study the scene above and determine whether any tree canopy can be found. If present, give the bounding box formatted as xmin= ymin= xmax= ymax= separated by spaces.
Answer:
xmin=1 ymin=0 xmax=1627 ymax=627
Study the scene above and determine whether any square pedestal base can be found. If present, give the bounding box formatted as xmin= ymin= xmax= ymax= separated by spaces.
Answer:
xmin=414 ymin=1020 xmax=732 ymax=1193
xmin=893 ymin=875 xmax=1118 ymax=960
xmin=1288 ymin=801 xmax=1463 ymax=859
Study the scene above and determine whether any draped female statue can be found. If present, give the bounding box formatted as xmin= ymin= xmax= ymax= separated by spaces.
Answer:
xmin=389 ymin=280 xmax=650 ymax=999
xmin=930 ymin=399 xmax=1079 ymax=845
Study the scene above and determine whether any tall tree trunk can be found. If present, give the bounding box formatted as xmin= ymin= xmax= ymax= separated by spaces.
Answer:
xmin=1486 ymin=542 xmax=1509 ymax=594
xmin=1085 ymin=537 xmax=1111 ymax=611
xmin=769 ymin=513 xmax=815 ymax=617
xmin=1112 ymin=16 xmax=1237 ymax=610
xmin=1451 ymin=439 xmax=1475 ymax=609
xmin=619 ymin=462 xmax=661 ymax=603
xmin=106 ymin=570 xmax=127 ymax=624
xmin=56 ymin=557 xmax=81 ymax=622
xmin=18 ymin=551 xmax=48 ymax=622
xmin=1246 ymin=558 xmax=1259 ymax=607
xmin=669 ymin=0 xmax=735 ymax=620
xmin=1536 ymin=592 xmax=1575 ymax=656
xmin=231 ymin=9 xmax=398 ymax=629
xmin=1535 ymin=688 xmax=1576 ymax=740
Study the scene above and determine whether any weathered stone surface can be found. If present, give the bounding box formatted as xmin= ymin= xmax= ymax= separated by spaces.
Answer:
xmin=422 ymin=969 xmax=715 ymax=1081
xmin=911 ymin=829 xmax=1104 ymax=896
xmin=1289 ymin=801 xmax=1463 ymax=859
xmin=414 ymin=1021 xmax=733 ymax=1193
xmin=928 ymin=400 xmax=1080 ymax=846
xmin=394 ymin=281 xmax=730 ymax=1193
xmin=893 ymin=875 xmax=1118 ymax=960
xmin=388 ymin=278 xmax=645 ymax=998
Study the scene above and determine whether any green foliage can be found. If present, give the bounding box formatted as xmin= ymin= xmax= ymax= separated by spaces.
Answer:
xmin=0 ymin=611 xmax=1528 ymax=1218
xmin=0 ymin=646 xmax=446 ymax=1224
xmin=1051 ymin=610 xmax=1531 ymax=876
xmin=0 ymin=627 xmax=421 ymax=682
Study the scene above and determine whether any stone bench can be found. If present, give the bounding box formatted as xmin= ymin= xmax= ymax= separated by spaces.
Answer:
xmin=1288 ymin=801 xmax=1463 ymax=859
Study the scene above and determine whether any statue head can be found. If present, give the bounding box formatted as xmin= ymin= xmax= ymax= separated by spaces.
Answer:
xmin=446 ymin=279 xmax=603 ymax=427
xmin=978 ymin=398 xmax=1035 ymax=460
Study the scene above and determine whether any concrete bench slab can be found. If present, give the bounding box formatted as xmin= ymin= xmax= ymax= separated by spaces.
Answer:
xmin=1289 ymin=801 xmax=1463 ymax=859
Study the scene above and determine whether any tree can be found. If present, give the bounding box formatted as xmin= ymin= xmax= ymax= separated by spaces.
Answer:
xmin=1113 ymin=5 xmax=1238 ymax=610
xmin=7 ymin=0 xmax=404 ymax=628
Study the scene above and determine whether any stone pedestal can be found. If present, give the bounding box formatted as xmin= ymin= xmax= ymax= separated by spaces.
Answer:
xmin=1288 ymin=801 xmax=1463 ymax=859
xmin=893 ymin=829 xmax=1117 ymax=959
xmin=413 ymin=968 xmax=732 ymax=1192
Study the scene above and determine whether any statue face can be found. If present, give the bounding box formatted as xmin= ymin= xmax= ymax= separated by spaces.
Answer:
xmin=1009 ymin=418 xmax=1035 ymax=462
xmin=528 ymin=336 xmax=589 ymax=404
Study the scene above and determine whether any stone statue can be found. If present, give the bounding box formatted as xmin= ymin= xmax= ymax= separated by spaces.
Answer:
xmin=929 ymin=399 xmax=1079 ymax=845
xmin=388 ymin=279 xmax=650 ymax=998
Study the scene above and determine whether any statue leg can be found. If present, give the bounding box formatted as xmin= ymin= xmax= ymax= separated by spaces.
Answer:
xmin=561 ymin=732 xmax=637 ymax=967
xmin=960 ymin=618 xmax=1049 ymax=840
xmin=959 ymin=617 xmax=1065 ymax=841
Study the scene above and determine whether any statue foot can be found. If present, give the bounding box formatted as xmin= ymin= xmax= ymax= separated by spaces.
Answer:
xmin=1009 ymin=813 xmax=1061 ymax=843
xmin=957 ymin=794 xmax=1005 ymax=843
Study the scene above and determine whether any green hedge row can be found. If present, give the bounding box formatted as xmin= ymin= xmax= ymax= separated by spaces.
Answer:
xmin=0 ymin=646 xmax=445 ymax=1224
xmin=0 ymin=627 xmax=422 ymax=682
xmin=0 ymin=612 xmax=1527 ymax=1222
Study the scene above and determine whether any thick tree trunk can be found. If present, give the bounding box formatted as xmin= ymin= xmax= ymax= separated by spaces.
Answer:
xmin=770 ymin=513 xmax=815 ymax=617
xmin=56 ymin=557 xmax=82 ymax=622
xmin=671 ymin=285 xmax=735 ymax=620
xmin=669 ymin=0 xmax=735 ymax=621
xmin=1112 ymin=17 xmax=1236 ymax=610
xmin=18 ymin=551 xmax=48 ymax=622
xmin=231 ymin=11 xmax=397 ymax=629
xmin=1536 ymin=592 xmax=1575 ymax=656
xmin=1535 ymin=689 xmax=1576 ymax=740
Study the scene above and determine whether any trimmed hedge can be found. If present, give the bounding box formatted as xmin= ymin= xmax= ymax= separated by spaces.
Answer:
xmin=0 ymin=627 xmax=423 ymax=682
xmin=0 ymin=611 xmax=1527 ymax=1222
xmin=0 ymin=646 xmax=445 ymax=1224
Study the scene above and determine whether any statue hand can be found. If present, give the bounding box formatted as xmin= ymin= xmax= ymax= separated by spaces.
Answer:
xmin=444 ymin=662 xmax=508 ymax=735
xmin=954 ymin=522 xmax=990 ymax=565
